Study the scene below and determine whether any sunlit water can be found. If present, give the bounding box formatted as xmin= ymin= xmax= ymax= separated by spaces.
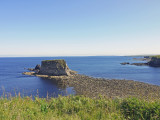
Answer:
xmin=0 ymin=56 xmax=160 ymax=98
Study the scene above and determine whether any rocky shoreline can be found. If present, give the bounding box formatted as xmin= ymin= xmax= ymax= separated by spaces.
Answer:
xmin=23 ymin=72 xmax=160 ymax=99
xmin=121 ymin=56 xmax=160 ymax=67
xmin=23 ymin=59 xmax=160 ymax=99
xmin=120 ymin=62 xmax=148 ymax=66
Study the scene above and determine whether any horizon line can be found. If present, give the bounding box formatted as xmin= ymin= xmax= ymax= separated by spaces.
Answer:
xmin=0 ymin=54 xmax=159 ymax=58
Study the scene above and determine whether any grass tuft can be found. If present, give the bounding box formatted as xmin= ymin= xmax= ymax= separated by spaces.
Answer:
xmin=0 ymin=95 xmax=159 ymax=120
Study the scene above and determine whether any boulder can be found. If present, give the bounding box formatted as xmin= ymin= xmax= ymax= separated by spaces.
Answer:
xmin=39 ymin=59 xmax=75 ymax=76
xmin=28 ymin=64 xmax=41 ymax=72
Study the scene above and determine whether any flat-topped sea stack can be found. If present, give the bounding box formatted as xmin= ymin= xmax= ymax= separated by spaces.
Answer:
xmin=39 ymin=59 xmax=75 ymax=76
xmin=23 ymin=59 xmax=77 ymax=77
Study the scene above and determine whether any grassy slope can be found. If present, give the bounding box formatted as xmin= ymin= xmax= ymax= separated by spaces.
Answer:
xmin=148 ymin=55 xmax=160 ymax=58
xmin=0 ymin=95 xmax=160 ymax=120
xmin=152 ymin=55 xmax=160 ymax=58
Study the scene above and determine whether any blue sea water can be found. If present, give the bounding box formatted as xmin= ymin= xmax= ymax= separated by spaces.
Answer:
xmin=0 ymin=56 xmax=160 ymax=98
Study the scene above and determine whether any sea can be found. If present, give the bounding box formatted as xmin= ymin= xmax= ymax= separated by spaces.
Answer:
xmin=0 ymin=56 xmax=160 ymax=98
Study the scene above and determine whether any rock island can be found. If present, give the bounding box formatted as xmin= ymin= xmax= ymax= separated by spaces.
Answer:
xmin=24 ymin=59 xmax=77 ymax=78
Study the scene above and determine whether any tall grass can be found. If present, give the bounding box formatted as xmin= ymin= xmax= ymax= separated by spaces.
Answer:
xmin=0 ymin=95 xmax=159 ymax=120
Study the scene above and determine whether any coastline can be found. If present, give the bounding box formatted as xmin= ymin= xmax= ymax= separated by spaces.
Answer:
xmin=23 ymin=72 xmax=160 ymax=99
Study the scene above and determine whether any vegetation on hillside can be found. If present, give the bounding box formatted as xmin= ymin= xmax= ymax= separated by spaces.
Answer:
xmin=42 ymin=59 xmax=67 ymax=69
xmin=145 ymin=55 xmax=160 ymax=59
xmin=0 ymin=95 xmax=160 ymax=120
xmin=151 ymin=55 xmax=160 ymax=58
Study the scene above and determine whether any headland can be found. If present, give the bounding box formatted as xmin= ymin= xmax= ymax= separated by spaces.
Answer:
xmin=121 ymin=55 xmax=160 ymax=67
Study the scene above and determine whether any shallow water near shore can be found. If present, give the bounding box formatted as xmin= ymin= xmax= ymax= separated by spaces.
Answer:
xmin=0 ymin=56 xmax=160 ymax=98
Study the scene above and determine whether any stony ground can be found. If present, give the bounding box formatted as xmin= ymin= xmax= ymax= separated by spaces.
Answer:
xmin=23 ymin=72 xmax=160 ymax=99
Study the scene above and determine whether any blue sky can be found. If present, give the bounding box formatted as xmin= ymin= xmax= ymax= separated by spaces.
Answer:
xmin=0 ymin=0 xmax=160 ymax=56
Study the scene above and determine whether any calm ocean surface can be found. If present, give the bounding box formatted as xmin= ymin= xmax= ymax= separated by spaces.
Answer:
xmin=0 ymin=56 xmax=160 ymax=98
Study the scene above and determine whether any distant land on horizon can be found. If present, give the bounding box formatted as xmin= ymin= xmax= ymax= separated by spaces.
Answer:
xmin=0 ymin=54 xmax=160 ymax=58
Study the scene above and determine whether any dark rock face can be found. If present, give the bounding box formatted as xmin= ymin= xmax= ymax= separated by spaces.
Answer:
xmin=35 ymin=64 xmax=41 ymax=70
xmin=148 ymin=57 xmax=160 ymax=67
xmin=28 ymin=64 xmax=41 ymax=72
xmin=120 ymin=62 xmax=148 ymax=66
xmin=144 ymin=56 xmax=150 ymax=59
xmin=121 ymin=56 xmax=160 ymax=67
xmin=39 ymin=59 xmax=74 ymax=76
xmin=120 ymin=62 xmax=130 ymax=65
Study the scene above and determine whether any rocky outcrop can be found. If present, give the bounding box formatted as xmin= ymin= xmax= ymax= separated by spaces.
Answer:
xmin=133 ymin=57 xmax=151 ymax=61
xmin=148 ymin=57 xmax=160 ymax=67
xmin=28 ymin=64 xmax=41 ymax=72
xmin=26 ymin=59 xmax=77 ymax=76
xmin=120 ymin=62 xmax=129 ymax=65
xmin=121 ymin=56 xmax=160 ymax=67
xmin=35 ymin=64 xmax=41 ymax=70
xmin=130 ymin=63 xmax=148 ymax=66
xmin=121 ymin=62 xmax=148 ymax=66
xmin=144 ymin=56 xmax=150 ymax=59
xmin=39 ymin=59 xmax=76 ymax=76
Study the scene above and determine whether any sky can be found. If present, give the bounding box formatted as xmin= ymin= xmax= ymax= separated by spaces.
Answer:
xmin=0 ymin=0 xmax=160 ymax=57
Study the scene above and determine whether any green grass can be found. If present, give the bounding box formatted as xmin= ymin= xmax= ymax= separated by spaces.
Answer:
xmin=42 ymin=59 xmax=67 ymax=68
xmin=0 ymin=95 xmax=160 ymax=120
xmin=150 ymin=55 xmax=160 ymax=58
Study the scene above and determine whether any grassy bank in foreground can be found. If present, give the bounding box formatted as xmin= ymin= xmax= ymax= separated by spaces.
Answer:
xmin=0 ymin=96 xmax=160 ymax=120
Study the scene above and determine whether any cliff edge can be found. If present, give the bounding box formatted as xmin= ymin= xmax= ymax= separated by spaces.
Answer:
xmin=148 ymin=57 xmax=160 ymax=67
xmin=39 ymin=59 xmax=75 ymax=76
